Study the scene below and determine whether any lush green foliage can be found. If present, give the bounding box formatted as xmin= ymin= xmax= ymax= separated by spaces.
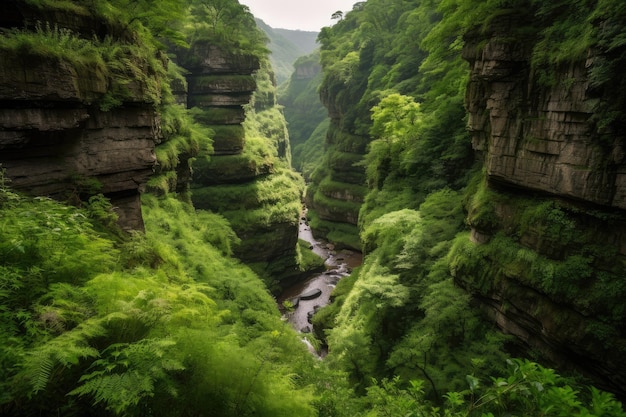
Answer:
xmin=147 ymin=63 xmax=207 ymax=198
xmin=361 ymin=358 xmax=626 ymax=417
xmin=294 ymin=0 xmax=473 ymax=250
xmin=5 ymin=0 xmax=626 ymax=415
xmin=279 ymin=50 xmax=328 ymax=176
xmin=293 ymin=0 xmax=626 ymax=411
xmin=185 ymin=0 xmax=267 ymax=58
xmin=193 ymin=168 xmax=303 ymax=231
xmin=294 ymin=118 xmax=329 ymax=180
xmin=0 ymin=183 xmax=319 ymax=416
xmin=323 ymin=189 xmax=511 ymax=398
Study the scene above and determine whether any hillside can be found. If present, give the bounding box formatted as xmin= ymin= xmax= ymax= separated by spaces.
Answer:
xmin=254 ymin=18 xmax=318 ymax=85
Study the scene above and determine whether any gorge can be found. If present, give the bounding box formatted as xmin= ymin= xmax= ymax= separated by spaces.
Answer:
xmin=1 ymin=0 xmax=625 ymax=416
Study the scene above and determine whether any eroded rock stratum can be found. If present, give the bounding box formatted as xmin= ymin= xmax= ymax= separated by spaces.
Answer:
xmin=457 ymin=14 xmax=626 ymax=397
xmin=0 ymin=4 xmax=160 ymax=230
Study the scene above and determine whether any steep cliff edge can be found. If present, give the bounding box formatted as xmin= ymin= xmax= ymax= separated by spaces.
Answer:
xmin=453 ymin=7 xmax=626 ymax=397
xmin=0 ymin=0 xmax=306 ymax=287
xmin=0 ymin=2 xmax=162 ymax=230
xmin=176 ymin=40 xmax=305 ymax=288
xmin=464 ymin=20 xmax=626 ymax=208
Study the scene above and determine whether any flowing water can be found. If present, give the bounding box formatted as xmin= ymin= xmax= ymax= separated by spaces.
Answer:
xmin=276 ymin=208 xmax=362 ymax=339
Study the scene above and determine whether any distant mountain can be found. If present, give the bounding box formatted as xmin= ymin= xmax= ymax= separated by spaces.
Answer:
xmin=255 ymin=18 xmax=319 ymax=85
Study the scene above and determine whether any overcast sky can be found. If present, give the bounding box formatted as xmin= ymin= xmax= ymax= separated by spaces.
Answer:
xmin=239 ymin=0 xmax=358 ymax=32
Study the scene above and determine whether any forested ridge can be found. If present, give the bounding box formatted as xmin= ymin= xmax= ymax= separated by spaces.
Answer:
xmin=1 ymin=0 xmax=626 ymax=416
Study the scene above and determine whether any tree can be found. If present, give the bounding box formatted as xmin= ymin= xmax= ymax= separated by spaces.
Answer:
xmin=370 ymin=93 xmax=422 ymax=141
xmin=331 ymin=10 xmax=344 ymax=21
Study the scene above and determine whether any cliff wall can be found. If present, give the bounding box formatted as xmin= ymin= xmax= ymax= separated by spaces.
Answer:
xmin=176 ymin=42 xmax=304 ymax=287
xmin=455 ymin=12 xmax=626 ymax=396
xmin=0 ymin=2 xmax=161 ymax=230
xmin=304 ymin=71 xmax=368 ymax=250
xmin=464 ymin=20 xmax=626 ymax=208
xmin=0 ymin=1 xmax=304 ymax=286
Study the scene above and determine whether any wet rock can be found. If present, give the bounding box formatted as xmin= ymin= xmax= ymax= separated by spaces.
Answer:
xmin=300 ymin=288 xmax=322 ymax=300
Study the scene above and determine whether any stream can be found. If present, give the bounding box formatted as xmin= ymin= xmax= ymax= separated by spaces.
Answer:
xmin=276 ymin=208 xmax=362 ymax=353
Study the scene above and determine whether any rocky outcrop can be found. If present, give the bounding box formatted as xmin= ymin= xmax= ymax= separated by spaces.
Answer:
xmin=305 ymin=115 xmax=367 ymax=249
xmin=293 ymin=59 xmax=321 ymax=81
xmin=0 ymin=5 xmax=160 ymax=230
xmin=463 ymin=17 xmax=626 ymax=208
xmin=459 ymin=12 xmax=626 ymax=398
xmin=175 ymin=42 xmax=303 ymax=285
xmin=178 ymin=42 xmax=259 ymax=156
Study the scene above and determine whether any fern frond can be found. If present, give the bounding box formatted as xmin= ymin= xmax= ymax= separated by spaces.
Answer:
xmin=69 ymin=338 xmax=183 ymax=414
xmin=29 ymin=351 xmax=54 ymax=394
xmin=22 ymin=318 xmax=104 ymax=394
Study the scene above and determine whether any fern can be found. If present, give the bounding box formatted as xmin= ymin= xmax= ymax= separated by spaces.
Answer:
xmin=22 ymin=318 xmax=104 ymax=395
xmin=69 ymin=338 xmax=184 ymax=414
xmin=29 ymin=351 xmax=55 ymax=394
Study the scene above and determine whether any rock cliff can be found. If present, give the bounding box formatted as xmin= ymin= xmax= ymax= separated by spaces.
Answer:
xmin=0 ymin=1 xmax=303 ymax=286
xmin=178 ymin=42 xmax=259 ymax=156
xmin=176 ymin=42 xmax=304 ymax=287
xmin=0 ymin=2 xmax=161 ymax=230
xmin=456 ymin=12 xmax=626 ymax=397
xmin=305 ymin=80 xmax=368 ymax=250
xmin=464 ymin=20 xmax=626 ymax=208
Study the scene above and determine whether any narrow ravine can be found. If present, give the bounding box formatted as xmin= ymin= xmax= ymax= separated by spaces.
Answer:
xmin=277 ymin=207 xmax=361 ymax=339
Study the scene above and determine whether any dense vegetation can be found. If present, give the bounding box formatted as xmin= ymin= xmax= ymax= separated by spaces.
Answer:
xmin=279 ymin=50 xmax=328 ymax=179
xmin=1 ymin=0 xmax=626 ymax=416
xmin=293 ymin=0 xmax=626 ymax=411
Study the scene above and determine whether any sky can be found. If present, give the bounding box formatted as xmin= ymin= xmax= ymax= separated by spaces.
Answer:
xmin=238 ymin=0 xmax=358 ymax=32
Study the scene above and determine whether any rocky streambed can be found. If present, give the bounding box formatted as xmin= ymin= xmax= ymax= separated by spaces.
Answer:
xmin=276 ymin=209 xmax=361 ymax=342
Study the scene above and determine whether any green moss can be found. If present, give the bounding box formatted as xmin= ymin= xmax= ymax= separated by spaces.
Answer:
xmin=464 ymin=174 xmax=500 ymax=232
xmin=296 ymin=239 xmax=325 ymax=272
xmin=189 ymin=75 xmax=256 ymax=92
xmin=317 ymin=176 xmax=367 ymax=202
xmin=192 ymin=168 xmax=303 ymax=212
xmin=448 ymin=233 xmax=492 ymax=293
xmin=519 ymin=201 xmax=576 ymax=243
xmin=194 ymin=125 xmax=242 ymax=154
xmin=222 ymin=200 xmax=302 ymax=232
xmin=0 ymin=23 xmax=166 ymax=110
xmin=312 ymin=188 xmax=361 ymax=221
xmin=450 ymin=223 xmax=626 ymax=330
xmin=190 ymin=107 xmax=244 ymax=125
xmin=327 ymin=123 xmax=370 ymax=155
xmin=327 ymin=149 xmax=366 ymax=184
xmin=307 ymin=209 xmax=361 ymax=251
xmin=146 ymin=170 xmax=178 ymax=196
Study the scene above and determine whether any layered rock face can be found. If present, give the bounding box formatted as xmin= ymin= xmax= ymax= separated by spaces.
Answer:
xmin=0 ymin=3 xmax=159 ymax=230
xmin=177 ymin=43 xmax=303 ymax=282
xmin=459 ymin=14 xmax=626 ymax=397
xmin=464 ymin=18 xmax=626 ymax=207
xmin=181 ymin=42 xmax=259 ymax=156
xmin=307 ymin=80 xmax=368 ymax=250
